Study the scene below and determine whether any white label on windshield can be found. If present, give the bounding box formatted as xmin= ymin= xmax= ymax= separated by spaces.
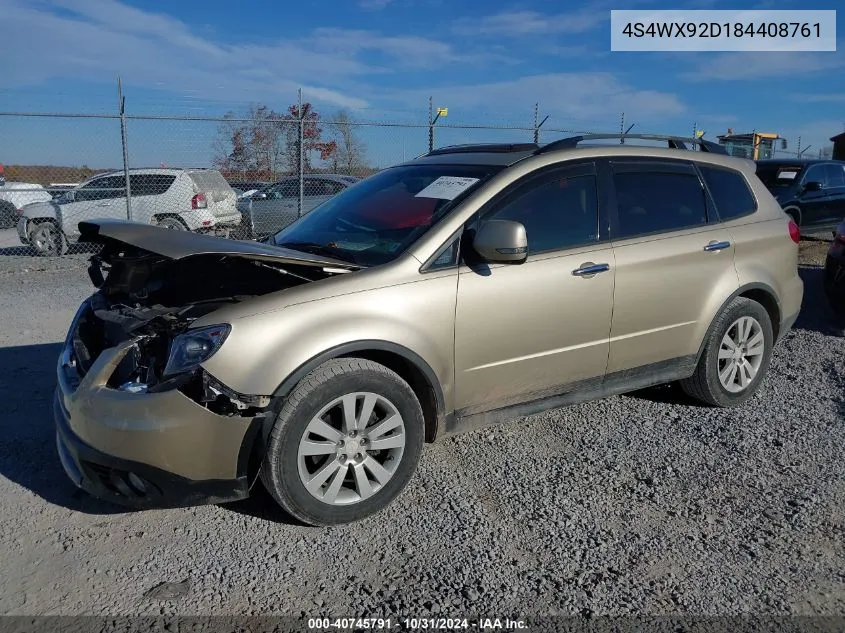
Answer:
xmin=415 ymin=176 xmax=479 ymax=200
xmin=777 ymin=170 xmax=799 ymax=180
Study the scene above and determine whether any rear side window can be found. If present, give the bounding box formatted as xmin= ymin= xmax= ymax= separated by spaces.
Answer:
xmin=129 ymin=174 xmax=176 ymax=197
xmin=612 ymin=170 xmax=707 ymax=239
xmin=699 ymin=165 xmax=757 ymax=221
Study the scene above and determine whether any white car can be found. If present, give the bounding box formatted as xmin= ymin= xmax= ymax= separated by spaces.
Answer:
xmin=0 ymin=181 xmax=52 ymax=229
xmin=18 ymin=168 xmax=242 ymax=256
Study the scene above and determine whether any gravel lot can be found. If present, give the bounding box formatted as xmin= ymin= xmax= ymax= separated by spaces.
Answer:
xmin=0 ymin=235 xmax=843 ymax=619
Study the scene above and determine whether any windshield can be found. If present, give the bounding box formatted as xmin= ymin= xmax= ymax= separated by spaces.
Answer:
xmin=756 ymin=164 xmax=804 ymax=188
xmin=270 ymin=164 xmax=502 ymax=266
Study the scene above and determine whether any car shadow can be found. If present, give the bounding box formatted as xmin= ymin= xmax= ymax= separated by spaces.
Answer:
xmin=0 ymin=342 xmax=124 ymax=514
xmin=220 ymin=485 xmax=309 ymax=526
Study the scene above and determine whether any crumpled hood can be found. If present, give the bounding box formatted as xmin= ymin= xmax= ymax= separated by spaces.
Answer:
xmin=78 ymin=219 xmax=359 ymax=269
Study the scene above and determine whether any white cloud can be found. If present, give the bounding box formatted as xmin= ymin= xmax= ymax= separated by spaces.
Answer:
xmin=681 ymin=52 xmax=845 ymax=81
xmin=794 ymin=93 xmax=845 ymax=103
xmin=0 ymin=0 xmax=496 ymax=109
xmin=392 ymin=73 xmax=686 ymax=123
xmin=454 ymin=9 xmax=607 ymax=36
xmin=358 ymin=0 xmax=393 ymax=9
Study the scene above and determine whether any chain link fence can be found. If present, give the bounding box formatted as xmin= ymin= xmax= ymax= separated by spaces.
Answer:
xmin=0 ymin=103 xmax=835 ymax=257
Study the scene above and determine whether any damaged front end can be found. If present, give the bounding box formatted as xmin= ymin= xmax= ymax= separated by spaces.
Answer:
xmin=74 ymin=225 xmax=351 ymax=416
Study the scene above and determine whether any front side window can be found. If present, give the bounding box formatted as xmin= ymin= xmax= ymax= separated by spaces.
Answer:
xmin=803 ymin=165 xmax=829 ymax=188
xmin=613 ymin=170 xmax=707 ymax=239
xmin=824 ymin=164 xmax=845 ymax=188
xmin=272 ymin=164 xmax=502 ymax=266
xmin=75 ymin=176 xmax=126 ymax=202
xmin=482 ymin=169 xmax=599 ymax=253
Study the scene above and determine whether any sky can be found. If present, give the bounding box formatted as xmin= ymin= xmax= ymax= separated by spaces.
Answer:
xmin=0 ymin=0 xmax=843 ymax=169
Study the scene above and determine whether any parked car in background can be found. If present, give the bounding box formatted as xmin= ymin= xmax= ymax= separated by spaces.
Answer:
xmin=55 ymin=135 xmax=802 ymax=526
xmin=236 ymin=174 xmax=359 ymax=239
xmin=0 ymin=181 xmax=52 ymax=229
xmin=824 ymin=218 xmax=845 ymax=316
xmin=47 ymin=183 xmax=79 ymax=199
xmin=18 ymin=168 xmax=242 ymax=256
xmin=755 ymin=159 xmax=845 ymax=233
xmin=229 ymin=181 xmax=269 ymax=199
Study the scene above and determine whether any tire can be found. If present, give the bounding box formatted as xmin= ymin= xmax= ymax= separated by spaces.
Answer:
xmin=0 ymin=201 xmax=17 ymax=229
xmin=680 ymin=297 xmax=774 ymax=407
xmin=230 ymin=223 xmax=254 ymax=241
xmin=260 ymin=357 xmax=424 ymax=526
xmin=28 ymin=221 xmax=68 ymax=257
xmin=154 ymin=216 xmax=188 ymax=231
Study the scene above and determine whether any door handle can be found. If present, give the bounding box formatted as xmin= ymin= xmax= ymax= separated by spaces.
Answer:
xmin=96 ymin=202 xmax=111 ymax=207
xmin=703 ymin=240 xmax=731 ymax=252
xmin=572 ymin=262 xmax=610 ymax=276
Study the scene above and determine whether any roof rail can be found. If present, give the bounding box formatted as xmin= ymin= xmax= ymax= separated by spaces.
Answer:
xmin=425 ymin=143 xmax=540 ymax=156
xmin=535 ymin=134 xmax=727 ymax=155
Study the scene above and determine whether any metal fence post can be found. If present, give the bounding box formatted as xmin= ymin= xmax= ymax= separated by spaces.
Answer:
xmin=118 ymin=77 xmax=131 ymax=221
xmin=298 ymin=88 xmax=304 ymax=219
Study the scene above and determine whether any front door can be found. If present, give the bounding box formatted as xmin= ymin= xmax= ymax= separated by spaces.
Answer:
xmin=453 ymin=162 xmax=614 ymax=416
xmin=60 ymin=175 xmax=127 ymax=237
xmin=799 ymin=163 xmax=831 ymax=229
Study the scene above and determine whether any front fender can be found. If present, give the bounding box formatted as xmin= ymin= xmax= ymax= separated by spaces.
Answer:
xmin=199 ymin=271 xmax=459 ymax=412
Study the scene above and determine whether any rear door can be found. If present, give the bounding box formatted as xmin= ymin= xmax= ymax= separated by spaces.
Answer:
xmin=606 ymin=159 xmax=739 ymax=375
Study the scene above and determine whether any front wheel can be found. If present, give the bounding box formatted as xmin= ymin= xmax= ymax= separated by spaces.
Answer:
xmin=680 ymin=297 xmax=773 ymax=407
xmin=260 ymin=358 xmax=424 ymax=526
xmin=28 ymin=221 xmax=68 ymax=256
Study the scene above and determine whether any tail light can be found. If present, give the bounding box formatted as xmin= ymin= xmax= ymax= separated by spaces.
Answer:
xmin=191 ymin=192 xmax=208 ymax=210
xmin=788 ymin=219 xmax=800 ymax=244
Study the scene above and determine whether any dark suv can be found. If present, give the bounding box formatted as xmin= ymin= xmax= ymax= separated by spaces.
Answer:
xmin=755 ymin=158 xmax=845 ymax=232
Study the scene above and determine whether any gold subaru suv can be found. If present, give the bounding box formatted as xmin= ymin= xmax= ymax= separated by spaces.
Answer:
xmin=55 ymin=135 xmax=803 ymax=525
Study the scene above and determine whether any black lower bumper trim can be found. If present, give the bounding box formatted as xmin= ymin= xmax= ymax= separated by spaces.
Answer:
xmin=54 ymin=390 xmax=250 ymax=509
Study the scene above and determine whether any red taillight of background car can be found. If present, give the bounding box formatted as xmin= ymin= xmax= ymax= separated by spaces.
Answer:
xmin=788 ymin=219 xmax=800 ymax=244
xmin=191 ymin=192 xmax=208 ymax=210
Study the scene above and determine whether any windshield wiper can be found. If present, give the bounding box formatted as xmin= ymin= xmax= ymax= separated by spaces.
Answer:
xmin=275 ymin=241 xmax=358 ymax=264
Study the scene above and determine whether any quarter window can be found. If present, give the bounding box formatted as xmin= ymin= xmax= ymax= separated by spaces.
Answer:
xmin=612 ymin=171 xmax=707 ymax=239
xmin=699 ymin=165 xmax=756 ymax=221
xmin=482 ymin=170 xmax=599 ymax=253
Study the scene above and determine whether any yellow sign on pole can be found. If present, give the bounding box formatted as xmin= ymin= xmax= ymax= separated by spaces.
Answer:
xmin=436 ymin=107 xmax=448 ymax=116
xmin=695 ymin=130 xmax=705 ymax=138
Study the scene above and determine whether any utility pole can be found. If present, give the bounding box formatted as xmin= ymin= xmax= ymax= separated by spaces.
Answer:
xmin=118 ymin=77 xmax=131 ymax=221
xmin=619 ymin=112 xmax=625 ymax=144
xmin=298 ymin=88 xmax=304 ymax=218
xmin=428 ymin=97 xmax=434 ymax=153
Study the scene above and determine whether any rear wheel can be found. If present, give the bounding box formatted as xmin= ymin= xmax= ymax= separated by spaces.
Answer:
xmin=260 ymin=358 xmax=424 ymax=526
xmin=680 ymin=297 xmax=773 ymax=407
xmin=154 ymin=216 xmax=187 ymax=231
xmin=28 ymin=221 xmax=68 ymax=256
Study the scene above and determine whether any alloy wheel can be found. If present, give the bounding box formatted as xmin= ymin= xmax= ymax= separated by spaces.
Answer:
xmin=297 ymin=392 xmax=406 ymax=506
xmin=718 ymin=316 xmax=765 ymax=393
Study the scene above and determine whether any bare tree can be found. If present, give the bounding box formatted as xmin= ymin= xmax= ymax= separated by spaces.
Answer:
xmin=327 ymin=110 xmax=367 ymax=174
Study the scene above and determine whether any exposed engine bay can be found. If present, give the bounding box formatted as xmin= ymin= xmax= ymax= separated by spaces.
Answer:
xmin=72 ymin=237 xmax=346 ymax=416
